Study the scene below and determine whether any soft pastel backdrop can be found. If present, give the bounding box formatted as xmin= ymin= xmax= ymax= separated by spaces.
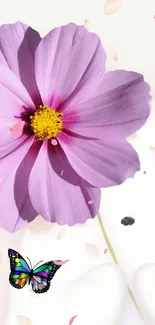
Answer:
xmin=0 ymin=0 xmax=155 ymax=324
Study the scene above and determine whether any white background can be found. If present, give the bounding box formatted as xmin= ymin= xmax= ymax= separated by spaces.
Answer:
xmin=0 ymin=0 xmax=155 ymax=324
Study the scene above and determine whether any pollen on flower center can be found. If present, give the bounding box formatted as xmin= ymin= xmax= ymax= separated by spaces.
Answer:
xmin=30 ymin=105 xmax=63 ymax=140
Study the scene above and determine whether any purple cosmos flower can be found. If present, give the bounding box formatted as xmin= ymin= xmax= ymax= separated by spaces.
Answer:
xmin=0 ymin=22 xmax=150 ymax=232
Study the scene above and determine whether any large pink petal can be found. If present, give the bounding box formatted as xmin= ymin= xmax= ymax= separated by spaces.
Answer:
xmin=0 ymin=65 xmax=35 ymax=157
xmin=28 ymin=141 xmax=101 ymax=225
xmin=59 ymin=133 xmax=140 ymax=187
xmin=0 ymin=139 xmax=38 ymax=232
xmin=62 ymin=70 xmax=150 ymax=138
xmin=0 ymin=64 xmax=34 ymax=115
xmin=0 ymin=22 xmax=41 ymax=104
xmin=35 ymin=23 xmax=106 ymax=107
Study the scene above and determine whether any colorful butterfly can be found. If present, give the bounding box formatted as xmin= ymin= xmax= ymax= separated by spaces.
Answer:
xmin=8 ymin=248 xmax=62 ymax=294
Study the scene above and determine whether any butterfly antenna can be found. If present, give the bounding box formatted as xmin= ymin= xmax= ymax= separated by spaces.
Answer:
xmin=33 ymin=260 xmax=43 ymax=270
xmin=26 ymin=257 xmax=33 ymax=269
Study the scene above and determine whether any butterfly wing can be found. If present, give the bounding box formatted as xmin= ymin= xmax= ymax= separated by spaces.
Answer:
xmin=31 ymin=261 xmax=62 ymax=294
xmin=8 ymin=249 xmax=31 ymax=289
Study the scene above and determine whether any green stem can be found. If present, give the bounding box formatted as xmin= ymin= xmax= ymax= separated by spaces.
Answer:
xmin=97 ymin=212 xmax=145 ymax=323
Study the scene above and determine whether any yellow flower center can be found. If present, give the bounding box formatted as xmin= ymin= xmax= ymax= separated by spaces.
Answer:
xmin=30 ymin=105 xmax=63 ymax=140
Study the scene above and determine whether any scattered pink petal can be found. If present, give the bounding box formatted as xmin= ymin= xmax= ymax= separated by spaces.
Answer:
xmin=84 ymin=19 xmax=89 ymax=30
xmin=53 ymin=259 xmax=70 ymax=265
xmin=16 ymin=315 xmax=32 ymax=325
xmin=104 ymin=248 xmax=108 ymax=254
xmin=12 ymin=121 xmax=25 ymax=138
xmin=69 ymin=315 xmax=78 ymax=325
xmin=110 ymin=51 xmax=118 ymax=61
xmin=57 ymin=227 xmax=68 ymax=239
xmin=85 ymin=243 xmax=100 ymax=256
xmin=51 ymin=138 xmax=58 ymax=146
xmin=61 ymin=169 xmax=64 ymax=176
xmin=104 ymin=0 xmax=123 ymax=15
xmin=143 ymin=170 xmax=147 ymax=175
xmin=88 ymin=200 xmax=94 ymax=205
xmin=127 ymin=132 xmax=137 ymax=141
xmin=150 ymin=146 xmax=155 ymax=154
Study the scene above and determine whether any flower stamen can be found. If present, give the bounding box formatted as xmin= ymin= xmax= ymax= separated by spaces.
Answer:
xmin=30 ymin=105 xmax=63 ymax=140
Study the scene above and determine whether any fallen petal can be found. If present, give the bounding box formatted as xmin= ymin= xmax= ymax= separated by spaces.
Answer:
xmin=69 ymin=315 xmax=78 ymax=325
xmin=51 ymin=138 xmax=58 ymax=146
xmin=150 ymin=146 xmax=155 ymax=154
xmin=85 ymin=244 xmax=100 ymax=256
xmin=61 ymin=169 xmax=64 ymax=176
xmin=88 ymin=200 xmax=94 ymax=205
xmin=110 ymin=51 xmax=118 ymax=61
xmin=127 ymin=132 xmax=138 ymax=141
xmin=84 ymin=19 xmax=89 ymax=30
xmin=12 ymin=121 xmax=25 ymax=138
xmin=16 ymin=315 xmax=32 ymax=325
xmin=104 ymin=0 xmax=123 ymax=15
xmin=57 ymin=227 xmax=68 ymax=239
xmin=53 ymin=260 xmax=70 ymax=265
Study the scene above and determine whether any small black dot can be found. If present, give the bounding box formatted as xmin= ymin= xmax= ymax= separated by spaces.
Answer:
xmin=121 ymin=216 xmax=135 ymax=226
